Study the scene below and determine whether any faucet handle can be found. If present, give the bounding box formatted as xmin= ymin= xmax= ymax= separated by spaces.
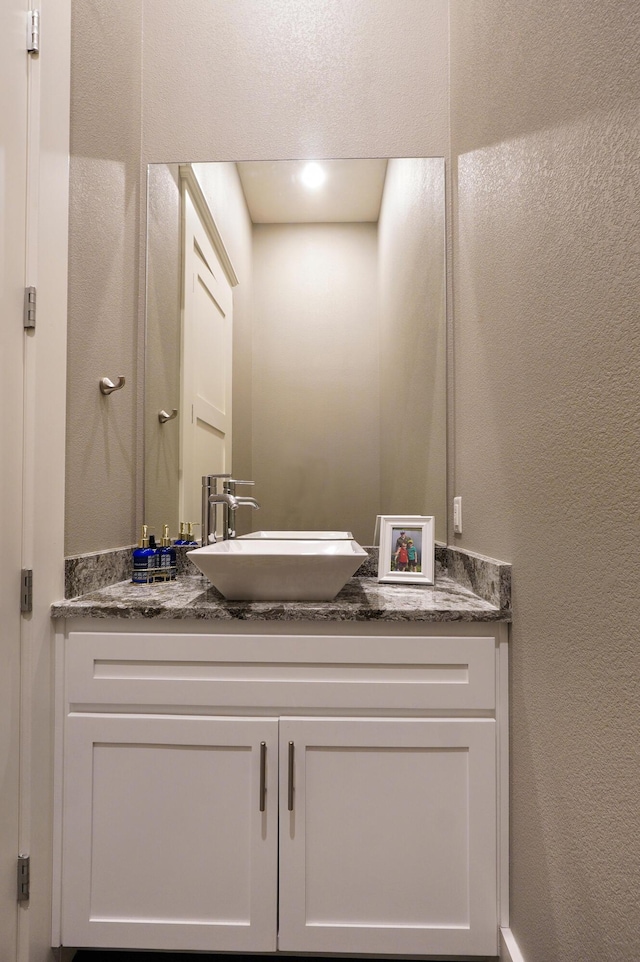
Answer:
xmin=223 ymin=478 xmax=255 ymax=496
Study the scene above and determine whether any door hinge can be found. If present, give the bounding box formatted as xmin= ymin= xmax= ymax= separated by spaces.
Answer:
xmin=21 ymin=569 xmax=33 ymax=613
xmin=17 ymin=855 xmax=30 ymax=902
xmin=24 ymin=286 xmax=37 ymax=330
xmin=27 ymin=10 xmax=40 ymax=54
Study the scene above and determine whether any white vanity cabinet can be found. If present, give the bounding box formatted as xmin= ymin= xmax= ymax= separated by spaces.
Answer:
xmin=53 ymin=620 xmax=509 ymax=957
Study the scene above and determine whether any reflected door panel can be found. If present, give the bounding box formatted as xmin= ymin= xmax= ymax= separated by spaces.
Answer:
xmin=180 ymin=188 xmax=233 ymax=527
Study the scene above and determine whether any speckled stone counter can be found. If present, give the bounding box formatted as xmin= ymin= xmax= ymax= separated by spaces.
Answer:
xmin=51 ymin=573 xmax=510 ymax=623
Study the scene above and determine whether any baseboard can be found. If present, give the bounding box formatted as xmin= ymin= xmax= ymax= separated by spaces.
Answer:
xmin=500 ymin=927 xmax=527 ymax=962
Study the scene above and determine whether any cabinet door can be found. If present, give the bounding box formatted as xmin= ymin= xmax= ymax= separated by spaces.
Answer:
xmin=61 ymin=715 xmax=278 ymax=951
xmin=278 ymin=717 xmax=497 ymax=957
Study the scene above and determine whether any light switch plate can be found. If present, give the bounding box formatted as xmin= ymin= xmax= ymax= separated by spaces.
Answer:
xmin=453 ymin=496 xmax=462 ymax=534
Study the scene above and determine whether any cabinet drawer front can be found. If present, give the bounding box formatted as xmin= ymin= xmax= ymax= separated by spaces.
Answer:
xmin=66 ymin=632 xmax=496 ymax=711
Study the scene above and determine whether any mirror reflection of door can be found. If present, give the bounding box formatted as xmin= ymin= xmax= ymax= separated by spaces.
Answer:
xmin=180 ymin=186 xmax=234 ymax=527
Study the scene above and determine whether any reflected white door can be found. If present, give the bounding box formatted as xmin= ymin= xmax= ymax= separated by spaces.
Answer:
xmin=180 ymin=187 xmax=233 ymax=527
xmin=278 ymin=716 xmax=498 ymax=957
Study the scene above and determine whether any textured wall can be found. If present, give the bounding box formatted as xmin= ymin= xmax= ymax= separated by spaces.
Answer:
xmin=379 ymin=158 xmax=446 ymax=542
xmin=66 ymin=0 xmax=142 ymax=554
xmin=252 ymin=223 xmax=380 ymax=543
xmin=450 ymin=2 xmax=640 ymax=960
xmin=144 ymin=164 xmax=181 ymax=535
xmin=66 ymin=0 xmax=450 ymax=553
xmin=142 ymin=0 xmax=450 ymax=163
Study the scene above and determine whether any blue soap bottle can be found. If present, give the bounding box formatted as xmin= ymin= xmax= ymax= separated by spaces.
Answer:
xmin=174 ymin=522 xmax=188 ymax=545
xmin=132 ymin=524 xmax=156 ymax=584
xmin=160 ymin=523 xmax=177 ymax=581
xmin=184 ymin=522 xmax=199 ymax=545
xmin=148 ymin=534 xmax=160 ymax=580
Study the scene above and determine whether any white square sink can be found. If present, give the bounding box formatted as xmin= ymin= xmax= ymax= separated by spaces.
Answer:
xmin=239 ymin=530 xmax=353 ymax=540
xmin=187 ymin=538 xmax=367 ymax=601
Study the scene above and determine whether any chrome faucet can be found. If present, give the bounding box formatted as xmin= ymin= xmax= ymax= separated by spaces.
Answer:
xmin=201 ymin=474 xmax=231 ymax=546
xmin=235 ymin=496 xmax=260 ymax=508
xmin=202 ymin=475 xmax=260 ymax=543
xmin=209 ymin=492 xmax=239 ymax=541
xmin=225 ymin=492 xmax=260 ymax=538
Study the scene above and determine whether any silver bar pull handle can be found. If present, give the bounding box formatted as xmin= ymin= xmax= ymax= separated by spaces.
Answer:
xmin=259 ymin=741 xmax=267 ymax=813
xmin=287 ymin=740 xmax=295 ymax=811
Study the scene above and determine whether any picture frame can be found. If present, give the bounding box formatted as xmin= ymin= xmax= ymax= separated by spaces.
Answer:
xmin=377 ymin=515 xmax=435 ymax=586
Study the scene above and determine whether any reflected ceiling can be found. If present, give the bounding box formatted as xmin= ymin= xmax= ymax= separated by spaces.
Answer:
xmin=236 ymin=159 xmax=388 ymax=224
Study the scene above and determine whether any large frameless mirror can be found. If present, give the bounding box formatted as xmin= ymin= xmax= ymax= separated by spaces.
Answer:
xmin=144 ymin=157 xmax=446 ymax=546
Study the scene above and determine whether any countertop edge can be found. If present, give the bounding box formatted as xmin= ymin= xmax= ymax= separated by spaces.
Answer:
xmin=51 ymin=575 xmax=511 ymax=624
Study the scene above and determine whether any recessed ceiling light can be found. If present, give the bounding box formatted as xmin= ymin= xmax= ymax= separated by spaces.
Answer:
xmin=300 ymin=162 xmax=326 ymax=189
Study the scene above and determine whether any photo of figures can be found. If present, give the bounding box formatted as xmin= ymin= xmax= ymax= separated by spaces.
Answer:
xmin=377 ymin=515 xmax=435 ymax=585
xmin=391 ymin=527 xmax=422 ymax=572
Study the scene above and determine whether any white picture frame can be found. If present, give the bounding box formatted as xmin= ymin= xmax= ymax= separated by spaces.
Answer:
xmin=377 ymin=515 xmax=435 ymax=585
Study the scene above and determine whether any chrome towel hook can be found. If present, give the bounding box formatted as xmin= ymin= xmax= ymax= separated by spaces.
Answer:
xmin=99 ymin=375 xmax=126 ymax=396
xmin=158 ymin=408 xmax=178 ymax=424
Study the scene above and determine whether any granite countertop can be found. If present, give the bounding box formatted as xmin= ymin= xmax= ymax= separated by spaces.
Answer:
xmin=51 ymin=573 xmax=510 ymax=623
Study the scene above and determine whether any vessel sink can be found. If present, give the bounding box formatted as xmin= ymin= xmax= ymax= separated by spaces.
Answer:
xmin=187 ymin=538 xmax=367 ymax=601
xmin=239 ymin=529 xmax=353 ymax=540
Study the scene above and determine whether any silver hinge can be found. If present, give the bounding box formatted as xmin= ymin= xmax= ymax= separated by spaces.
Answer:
xmin=24 ymin=286 xmax=37 ymax=330
xmin=27 ymin=10 xmax=40 ymax=54
xmin=17 ymin=855 xmax=30 ymax=902
xmin=21 ymin=569 xmax=33 ymax=613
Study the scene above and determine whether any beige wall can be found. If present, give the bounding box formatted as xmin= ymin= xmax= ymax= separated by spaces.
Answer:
xmin=141 ymin=0 xmax=450 ymax=163
xmin=379 ymin=158 xmax=447 ymax=542
xmin=450 ymin=3 xmax=640 ymax=960
xmin=66 ymin=0 xmax=450 ymax=554
xmin=66 ymin=0 xmax=143 ymax=554
xmin=252 ymin=223 xmax=380 ymax=543
xmin=144 ymin=164 xmax=181 ymax=533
